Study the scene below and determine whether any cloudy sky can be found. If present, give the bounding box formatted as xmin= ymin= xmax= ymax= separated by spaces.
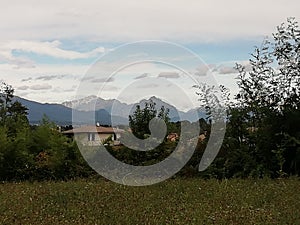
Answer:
xmin=0 ymin=0 xmax=299 ymax=110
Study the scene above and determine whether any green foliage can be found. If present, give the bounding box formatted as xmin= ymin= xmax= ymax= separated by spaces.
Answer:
xmin=0 ymin=82 xmax=14 ymax=126
xmin=27 ymin=116 xmax=94 ymax=180
xmin=108 ymin=141 xmax=176 ymax=166
xmin=1 ymin=18 xmax=300 ymax=181
xmin=185 ymin=18 xmax=300 ymax=179
xmin=129 ymin=99 xmax=170 ymax=139
xmin=109 ymin=99 xmax=176 ymax=166
xmin=210 ymin=18 xmax=300 ymax=178
xmin=0 ymin=83 xmax=93 ymax=181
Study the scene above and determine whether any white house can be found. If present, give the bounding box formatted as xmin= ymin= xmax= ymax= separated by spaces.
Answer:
xmin=63 ymin=125 xmax=124 ymax=146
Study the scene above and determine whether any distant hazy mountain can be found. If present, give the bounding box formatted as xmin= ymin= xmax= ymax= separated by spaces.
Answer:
xmin=63 ymin=95 xmax=133 ymax=119
xmin=62 ymin=95 xmax=206 ymax=122
xmin=15 ymin=97 xmax=73 ymax=125
xmin=15 ymin=97 xmax=128 ymax=125
xmin=12 ymin=95 xmax=206 ymax=125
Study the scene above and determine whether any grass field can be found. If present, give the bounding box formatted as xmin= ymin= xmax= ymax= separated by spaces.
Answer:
xmin=0 ymin=178 xmax=299 ymax=225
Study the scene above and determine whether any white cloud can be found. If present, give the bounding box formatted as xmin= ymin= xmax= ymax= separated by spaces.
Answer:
xmin=214 ymin=61 xmax=253 ymax=75
xmin=0 ymin=40 xmax=105 ymax=68
xmin=91 ymin=77 xmax=115 ymax=83
xmin=134 ymin=73 xmax=149 ymax=79
xmin=194 ymin=64 xmax=214 ymax=76
xmin=0 ymin=0 xmax=298 ymax=42
xmin=30 ymin=84 xmax=52 ymax=90
xmin=17 ymin=84 xmax=52 ymax=90
xmin=100 ymin=85 xmax=120 ymax=92
xmin=138 ymin=83 xmax=160 ymax=89
xmin=218 ymin=66 xmax=237 ymax=75
xmin=0 ymin=47 xmax=36 ymax=68
xmin=0 ymin=63 xmax=87 ymax=102
xmin=158 ymin=72 xmax=180 ymax=79
xmin=21 ymin=77 xmax=32 ymax=82
xmin=18 ymin=85 xmax=29 ymax=90
xmin=35 ymin=75 xmax=62 ymax=81
xmin=0 ymin=0 xmax=298 ymax=109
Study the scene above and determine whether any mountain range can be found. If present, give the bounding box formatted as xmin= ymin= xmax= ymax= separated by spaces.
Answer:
xmin=15 ymin=96 xmax=206 ymax=125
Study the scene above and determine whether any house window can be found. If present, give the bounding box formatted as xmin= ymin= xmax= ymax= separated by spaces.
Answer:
xmin=88 ymin=133 xmax=95 ymax=141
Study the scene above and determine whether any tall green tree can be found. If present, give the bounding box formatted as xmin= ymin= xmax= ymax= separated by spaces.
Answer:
xmin=0 ymin=82 xmax=32 ymax=180
xmin=232 ymin=17 xmax=300 ymax=177
xmin=129 ymin=99 xmax=170 ymax=139
xmin=0 ymin=82 xmax=28 ymax=132
xmin=0 ymin=82 xmax=14 ymax=126
xmin=0 ymin=82 xmax=93 ymax=180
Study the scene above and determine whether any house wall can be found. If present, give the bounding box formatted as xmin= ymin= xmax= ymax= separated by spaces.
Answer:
xmin=75 ymin=133 xmax=114 ymax=146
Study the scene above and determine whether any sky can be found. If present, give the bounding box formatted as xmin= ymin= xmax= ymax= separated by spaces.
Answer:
xmin=0 ymin=0 xmax=299 ymax=110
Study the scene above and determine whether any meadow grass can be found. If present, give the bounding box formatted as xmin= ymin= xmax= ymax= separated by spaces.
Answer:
xmin=0 ymin=177 xmax=299 ymax=224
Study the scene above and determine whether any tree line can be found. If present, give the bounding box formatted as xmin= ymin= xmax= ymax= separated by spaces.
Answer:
xmin=194 ymin=18 xmax=300 ymax=178
xmin=0 ymin=83 xmax=94 ymax=180
xmin=109 ymin=18 xmax=300 ymax=179
xmin=0 ymin=18 xmax=299 ymax=181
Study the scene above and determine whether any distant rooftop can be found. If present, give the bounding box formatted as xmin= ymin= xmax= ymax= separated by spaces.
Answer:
xmin=62 ymin=125 xmax=124 ymax=134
